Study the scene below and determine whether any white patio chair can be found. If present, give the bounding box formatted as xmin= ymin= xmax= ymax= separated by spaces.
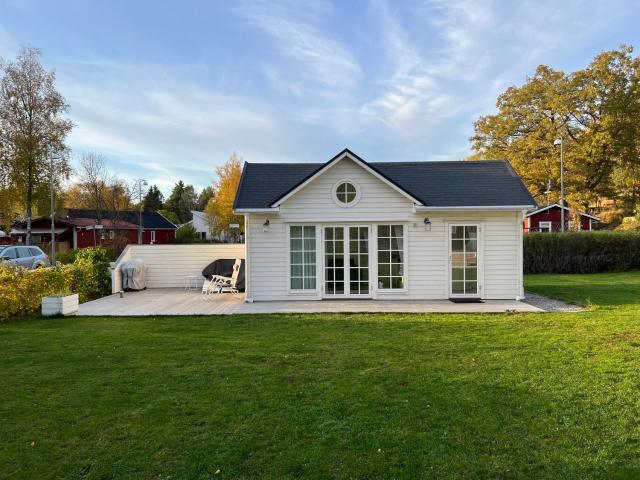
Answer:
xmin=202 ymin=259 xmax=242 ymax=299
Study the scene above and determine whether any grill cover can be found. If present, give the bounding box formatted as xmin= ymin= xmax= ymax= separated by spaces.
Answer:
xmin=121 ymin=259 xmax=147 ymax=291
xmin=201 ymin=258 xmax=245 ymax=291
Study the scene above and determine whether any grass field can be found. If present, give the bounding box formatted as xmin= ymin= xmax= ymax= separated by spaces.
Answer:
xmin=2 ymin=272 xmax=640 ymax=479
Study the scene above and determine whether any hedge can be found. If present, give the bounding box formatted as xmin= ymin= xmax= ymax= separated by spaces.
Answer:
xmin=0 ymin=247 xmax=112 ymax=320
xmin=524 ymin=231 xmax=640 ymax=274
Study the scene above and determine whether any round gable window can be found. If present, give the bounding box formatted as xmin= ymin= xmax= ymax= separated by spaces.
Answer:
xmin=334 ymin=181 xmax=359 ymax=206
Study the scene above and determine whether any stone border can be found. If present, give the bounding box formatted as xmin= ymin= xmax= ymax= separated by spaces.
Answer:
xmin=523 ymin=291 xmax=585 ymax=312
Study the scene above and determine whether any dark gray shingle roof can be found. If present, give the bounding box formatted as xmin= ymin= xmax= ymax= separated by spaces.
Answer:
xmin=234 ymin=156 xmax=535 ymax=209
xmin=66 ymin=209 xmax=177 ymax=229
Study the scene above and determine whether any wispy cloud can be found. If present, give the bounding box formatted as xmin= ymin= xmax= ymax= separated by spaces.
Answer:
xmin=234 ymin=0 xmax=361 ymax=93
xmin=358 ymin=0 xmax=458 ymax=138
xmin=58 ymin=61 xmax=286 ymax=192
xmin=1 ymin=0 xmax=639 ymax=183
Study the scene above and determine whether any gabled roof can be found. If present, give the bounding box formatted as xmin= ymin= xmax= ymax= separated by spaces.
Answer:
xmin=234 ymin=149 xmax=536 ymax=210
xmin=525 ymin=204 xmax=601 ymax=221
xmin=190 ymin=210 xmax=207 ymax=220
xmin=65 ymin=209 xmax=177 ymax=229
xmin=268 ymin=149 xmax=425 ymax=207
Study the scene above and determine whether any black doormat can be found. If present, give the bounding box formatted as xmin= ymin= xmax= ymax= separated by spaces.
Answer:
xmin=449 ymin=297 xmax=484 ymax=303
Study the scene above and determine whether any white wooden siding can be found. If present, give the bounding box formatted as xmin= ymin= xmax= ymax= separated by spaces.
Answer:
xmin=110 ymin=244 xmax=245 ymax=292
xmin=279 ymin=158 xmax=415 ymax=222
xmin=245 ymin=157 xmax=523 ymax=301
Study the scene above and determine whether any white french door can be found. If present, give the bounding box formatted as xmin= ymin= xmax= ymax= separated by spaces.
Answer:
xmin=449 ymin=224 xmax=480 ymax=297
xmin=323 ymin=226 xmax=371 ymax=298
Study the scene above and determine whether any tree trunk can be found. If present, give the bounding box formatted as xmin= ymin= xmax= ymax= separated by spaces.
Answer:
xmin=26 ymin=161 xmax=33 ymax=246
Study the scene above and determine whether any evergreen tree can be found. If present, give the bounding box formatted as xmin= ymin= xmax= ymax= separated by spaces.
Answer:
xmin=197 ymin=185 xmax=215 ymax=211
xmin=143 ymin=184 xmax=164 ymax=212
xmin=165 ymin=180 xmax=196 ymax=223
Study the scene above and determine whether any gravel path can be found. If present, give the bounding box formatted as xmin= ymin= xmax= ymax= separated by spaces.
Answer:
xmin=523 ymin=291 xmax=585 ymax=312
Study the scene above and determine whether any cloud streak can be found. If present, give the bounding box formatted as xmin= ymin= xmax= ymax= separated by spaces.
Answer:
xmin=235 ymin=0 xmax=361 ymax=93
xmin=1 ymin=0 xmax=639 ymax=189
xmin=58 ymin=61 xmax=287 ymax=192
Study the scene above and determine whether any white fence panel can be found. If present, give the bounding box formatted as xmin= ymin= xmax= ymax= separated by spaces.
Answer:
xmin=110 ymin=244 xmax=245 ymax=292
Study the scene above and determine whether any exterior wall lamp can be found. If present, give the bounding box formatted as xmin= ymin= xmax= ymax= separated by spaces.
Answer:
xmin=423 ymin=217 xmax=431 ymax=231
xmin=263 ymin=218 xmax=270 ymax=232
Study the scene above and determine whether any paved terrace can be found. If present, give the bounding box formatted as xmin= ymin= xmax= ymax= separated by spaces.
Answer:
xmin=78 ymin=288 xmax=544 ymax=316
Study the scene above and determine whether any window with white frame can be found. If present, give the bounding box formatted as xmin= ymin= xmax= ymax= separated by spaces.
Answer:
xmin=150 ymin=230 xmax=156 ymax=242
xmin=333 ymin=181 xmax=359 ymax=206
xmin=377 ymin=225 xmax=405 ymax=289
xmin=290 ymin=226 xmax=316 ymax=290
xmin=538 ymin=221 xmax=552 ymax=233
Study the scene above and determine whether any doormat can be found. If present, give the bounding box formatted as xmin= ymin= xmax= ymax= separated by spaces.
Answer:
xmin=449 ymin=298 xmax=484 ymax=303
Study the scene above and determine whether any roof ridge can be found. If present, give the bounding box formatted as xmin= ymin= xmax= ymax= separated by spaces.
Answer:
xmin=246 ymin=160 xmax=510 ymax=166
xmin=372 ymin=160 xmax=507 ymax=165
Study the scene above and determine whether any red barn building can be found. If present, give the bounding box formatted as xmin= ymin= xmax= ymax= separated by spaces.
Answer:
xmin=10 ymin=209 xmax=176 ymax=251
xmin=523 ymin=204 xmax=600 ymax=233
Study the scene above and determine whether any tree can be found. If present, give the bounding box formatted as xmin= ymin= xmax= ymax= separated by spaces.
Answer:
xmin=158 ymin=209 xmax=180 ymax=225
xmin=62 ymin=183 xmax=91 ymax=209
xmin=164 ymin=180 xmax=196 ymax=223
xmin=205 ymin=153 xmax=244 ymax=241
xmin=470 ymin=45 xmax=640 ymax=211
xmin=175 ymin=223 xmax=198 ymax=243
xmin=0 ymin=47 xmax=73 ymax=244
xmin=143 ymin=184 xmax=164 ymax=212
xmin=78 ymin=152 xmax=107 ymax=220
xmin=196 ymin=185 xmax=215 ymax=211
xmin=103 ymin=176 xmax=132 ymax=249
xmin=0 ymin=176 xmax=21 ymax=231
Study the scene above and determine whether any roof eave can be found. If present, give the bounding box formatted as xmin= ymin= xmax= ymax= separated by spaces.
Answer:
xmin=415 ymin=205 xmax=536 ymax=212
xmin=234 ymin=207 xmax=280 ymax=214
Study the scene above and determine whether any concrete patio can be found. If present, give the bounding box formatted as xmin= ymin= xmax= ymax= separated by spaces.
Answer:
xmin=78 ymin=288 xmax=544 ymax=316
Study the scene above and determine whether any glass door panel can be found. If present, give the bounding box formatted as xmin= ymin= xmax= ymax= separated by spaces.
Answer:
xmin=451 ymin=225 xmax=478 ymax=295
xmin=324 ymin=226 xmax=371 ymax=297
xmin=348 ymin=226 xmax=369 ymax=295
xmin=324 ymin=227 xmax=344 ymax=295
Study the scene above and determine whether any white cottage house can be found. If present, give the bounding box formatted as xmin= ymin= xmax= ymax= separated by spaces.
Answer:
xmin=233 ymin=149 xmax=536 ymax=302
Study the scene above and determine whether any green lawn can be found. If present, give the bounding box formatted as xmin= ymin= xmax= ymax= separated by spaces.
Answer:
xmin=2 ymin=273 xmax=640 ymax=479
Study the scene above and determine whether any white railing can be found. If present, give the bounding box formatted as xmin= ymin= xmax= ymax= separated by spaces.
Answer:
xmin=110 ymin=244 xmax=246 ymax=293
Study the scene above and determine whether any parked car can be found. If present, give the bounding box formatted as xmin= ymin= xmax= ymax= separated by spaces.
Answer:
xmin=0 ymin=245 xmax=50 ymax=269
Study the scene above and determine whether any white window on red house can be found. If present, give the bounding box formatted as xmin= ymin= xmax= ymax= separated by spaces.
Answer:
xmin=538 ymin=221 xmax=552 ymax=233
xmin=150 ymin=231 xmax=156 ymax=243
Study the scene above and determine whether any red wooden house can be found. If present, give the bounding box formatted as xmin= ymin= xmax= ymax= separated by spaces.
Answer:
xmin=10 ymin=209 xmax=177 ymax=250
xmin=523 ymin=204 xmax=600 ymax=233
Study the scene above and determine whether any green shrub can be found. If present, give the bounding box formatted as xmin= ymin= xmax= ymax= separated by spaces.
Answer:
xmin=72 ymin=247 xmax=113 ymax=301
xmin=524 ymin=231 xmax=640 ymax=274
xmin=174 ymin=223 xmax=198 ymax=243
xmin=0 ymin=264 xmax=76 ymax=320
xmin=55 ymin=249 xmax=78 ymax=265
xmin=616 ymin=216 xmax=640 ymax=231
xmin=0 ymin=247 xmax=113 ymax=320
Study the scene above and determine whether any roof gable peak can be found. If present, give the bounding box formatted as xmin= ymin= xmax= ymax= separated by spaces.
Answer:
xmin=269 ymin=149 xmax=424 ymax=207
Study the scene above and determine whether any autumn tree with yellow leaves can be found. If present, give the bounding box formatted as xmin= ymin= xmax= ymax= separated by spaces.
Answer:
xmin=204 ymin=153 xmax=244 ymax=241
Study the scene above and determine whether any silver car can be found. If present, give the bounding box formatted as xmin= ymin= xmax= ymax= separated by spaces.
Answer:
xmin=0 ymin=245 xmax=50 ymax=269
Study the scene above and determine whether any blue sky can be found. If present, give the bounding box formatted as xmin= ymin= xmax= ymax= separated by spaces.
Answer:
xmin=1 ymin=0 xmax=639 ymax=194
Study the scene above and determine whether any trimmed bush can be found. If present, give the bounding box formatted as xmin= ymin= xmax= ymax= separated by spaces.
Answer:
xmin=524 ymin=231 xmax=640 ymax=274
xmin=73 ymin=247 xmax=112 ymax=300
xmin=0 ymin=247 xmax=112 ymax=320
xmin=174 ymin=223 xmax=199 ymax=243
